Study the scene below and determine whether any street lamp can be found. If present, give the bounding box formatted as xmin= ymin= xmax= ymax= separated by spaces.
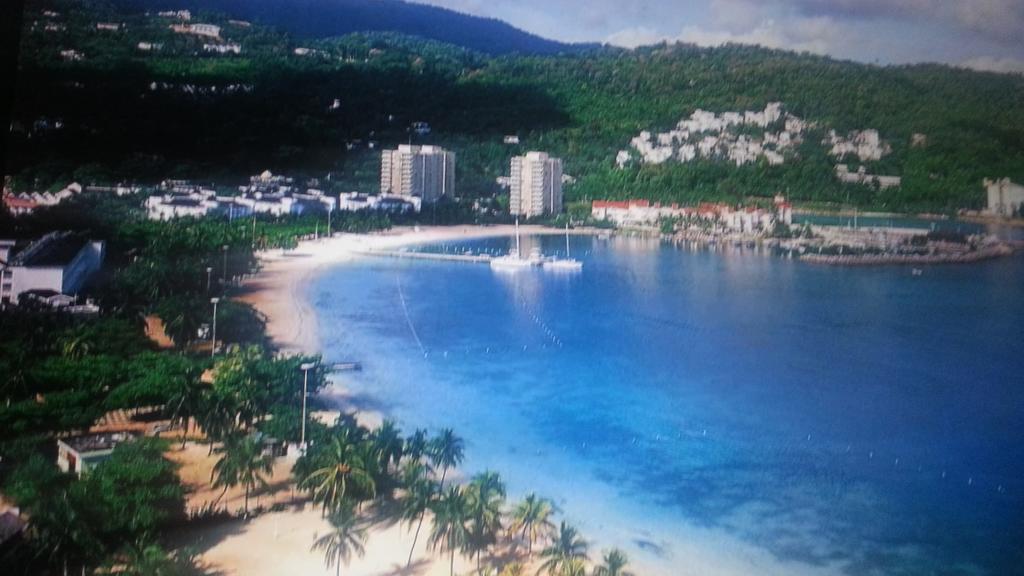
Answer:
xmin=299 ymin=362 xmax=317 ymax=451
xmin=205 ymin=266 xmax=213 ymax=293
xmin=221 ymin=245 xmax=229 ymax=287
xmin=210 ymin=297 xmax=220 ymax=357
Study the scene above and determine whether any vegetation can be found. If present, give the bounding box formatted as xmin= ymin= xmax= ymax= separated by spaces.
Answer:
xmin=0 ymin=190 xmax=640 ymax=575
xmin=0 ymin=189 xmax=344 ymax=574
xmin=210 ymin=433 xmax=274 ymax=515
xmin=8 ymin=0 xmax=1024 ymax=215
xmin=311 ymin=503 xmax=368 ymax=576
xmin=3 ymin=440 xmax=185 ymax=575
xmin=509 ymin=493 xmax=556 ymax=555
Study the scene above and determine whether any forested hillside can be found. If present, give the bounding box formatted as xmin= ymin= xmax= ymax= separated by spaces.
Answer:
xmin=112 ymin=0 xmax=583 ymax=55
xmin=7 ymin=0 xmax=1024 ymax=212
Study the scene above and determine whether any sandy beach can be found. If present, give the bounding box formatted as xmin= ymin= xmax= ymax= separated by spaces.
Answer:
xmin=191 ymin=225 xmax=590 ymax=576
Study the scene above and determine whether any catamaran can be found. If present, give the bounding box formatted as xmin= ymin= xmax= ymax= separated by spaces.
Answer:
xmin=543 ymin=223 xmax=583 ymax=271
xmin=490 ymin=218 xmax=537 ymax=269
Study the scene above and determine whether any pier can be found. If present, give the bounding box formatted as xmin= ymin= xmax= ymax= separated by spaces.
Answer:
xmin=354 ymin=249 xmax=492 ymax=264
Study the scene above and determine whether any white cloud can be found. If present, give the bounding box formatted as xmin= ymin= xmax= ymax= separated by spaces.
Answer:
xmin=961 ymin=55 xmax=1024 ymax=74
xmin=607 ymin=13 xmax=847 ymax=57
xmin=604 ymin=26 xmax=670 ymax=48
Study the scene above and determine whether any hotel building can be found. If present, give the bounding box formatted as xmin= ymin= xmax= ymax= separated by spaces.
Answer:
xmin=0 ymin=232 xmax=105 ymax=306
xmin=510 ymin=151 xmax=563 ymax=217
xmin=380 ymin=145 xmax=455 ymax=203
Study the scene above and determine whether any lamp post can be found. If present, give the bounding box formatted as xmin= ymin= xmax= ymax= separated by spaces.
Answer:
xmin=205 ymin=266 xmax=213 ymax=293
xmin=221 ymin=244 xmax=229 ymax=287
xmin=210 ymin=297 xmax=220 ymax=357
xmin=299 ymin=362 xmax=317 ymax=451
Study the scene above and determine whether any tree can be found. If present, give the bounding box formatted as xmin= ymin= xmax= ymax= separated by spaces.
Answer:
xmin=311 ymin=504 xmax=368 ymax=576
xmin=4 ymin=456 xmax=101 ymax=575
xmin=399 ymin=460 xmax=439 ymax=568
xmin=558 ymin=558 xmax=586 ymax=576
xmin=429 ymin=428 xmax=465 ymax=490
xmin=509 ymin=493 xmax=556 ymax=555
xmin=107 ymin=544 xmax=207 ymax=576
xmin=211 ymin=434 xmax=274 ymax=515
xmin=302 ymin=430 xmax=377 ymax=515
xmin=404 ymin=428 xmax=431 ymax=462
xmin=465 ymin=471 xmax=506 ymax=571
xmin=593 ymin=549 xmax=633 ymax=576
xmin=197 ymin=388 xmax=238 ymax=451
xmin=536 ymin=522 xmax=588 ymax=576
xmin=428 ymin=485 xmax=472 ymax=576
xmin=499 ymin=563 xmax=526 ymax=576
xmin=371 ymin=419 xmax=405 ymax=474
xmin=166 ymin=377 xmax=208 ymax=448
xmin=83 ymin=439 xmax=185 ymax=543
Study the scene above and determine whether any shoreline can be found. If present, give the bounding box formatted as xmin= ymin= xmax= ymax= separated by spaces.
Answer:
xmin=209 ymin=224 xmax=600 ymax=575
xmin=228 ymin=224 xmax=853 ymax=576
xmin=238 ymin=224 xmax=596 ymax=355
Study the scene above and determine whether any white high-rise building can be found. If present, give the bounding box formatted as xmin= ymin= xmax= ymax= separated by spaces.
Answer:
xmin=509 ymin=152 xmax=563 ymax=217
xmin=380 ymin=145 xmax=455 ymax=203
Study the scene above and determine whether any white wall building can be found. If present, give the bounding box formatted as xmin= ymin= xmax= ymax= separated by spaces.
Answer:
xmin=1 ymin=232 xmax=104 ymax=306
xmin=835 ymin=164 xmax=902 ymax=189
xmin=380 ymin=145 xmax=455 ymax=203
xmin=509 ymin=151 xmax=564 ymax=217
xmin=57 ymin=433 xmax=133 ymax=477
xmin=170 ymin=23 xmax=221 ymax=38
xmin=338 ymin=192 xmax=420 ymax=213
xmin=985 ymin=178 xmax=1024 ymax=217
xmin=146 ymin=193 xmax=222 ymax=220
xmin=203 ymin=43 xmax=241 ymax=55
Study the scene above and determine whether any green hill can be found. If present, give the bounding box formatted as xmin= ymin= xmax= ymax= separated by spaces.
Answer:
xmin=6 ymin=0 xmax=1024 ymax=212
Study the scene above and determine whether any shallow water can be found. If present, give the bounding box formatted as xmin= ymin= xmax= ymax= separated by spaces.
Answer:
xmin=311 ymin=230 xmax=1024 ymax=575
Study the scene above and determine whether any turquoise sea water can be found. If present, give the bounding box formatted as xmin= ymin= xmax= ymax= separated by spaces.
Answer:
xmin=310 ymin=229 xmax=1024 ymax=575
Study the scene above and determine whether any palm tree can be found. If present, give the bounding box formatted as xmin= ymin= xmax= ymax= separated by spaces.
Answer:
xmin=499 ymin=563 xmax=525 ymax=576
xmin=167 ymin=379 xmax=206 ymax=448
xmin=31 ymin=490 xmax=100 ymax=576
xmin=536 ymin=522 xmax=588 ymax=576
xmin=428 ymin=485 xmax=472 ymax=576
xmin=303 ymin=433 xmax=376 ymax=515
xmin=211 ymin=434 xmax=274 ymax=515
xmin=558 ymin=558 xmax=586 ymax=576
xmin=197 ymin=390 xmax=237 ymax=454
xmin=113 ymin=544 xmax=204 ymax=576
xmin=371 ymin=419 xmax=404 ymax=473
xmin=399 ymin=460 xmax=438 ymax=567
xmin=312 ymin=504 xmax=368 ymax=576
xmin=465 ymin=471 xmax=506 ymax=572
xmin=429 ymin=428 xmax=465 ymax=490
xmin=509 ymin=493 xmax=556 ymax=555
xmin=405 ymin=428 xmax=430 ymax=462
xmin=593 ymin=549 xmax=633 ymax=576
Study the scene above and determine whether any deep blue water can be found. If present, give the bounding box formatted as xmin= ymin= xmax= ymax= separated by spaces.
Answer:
xmin=311 ymin=230 xmax=1024 ymax=576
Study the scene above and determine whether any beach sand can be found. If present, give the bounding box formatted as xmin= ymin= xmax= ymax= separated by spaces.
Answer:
xmin=189 ymin=225 xmax=586 ymax=576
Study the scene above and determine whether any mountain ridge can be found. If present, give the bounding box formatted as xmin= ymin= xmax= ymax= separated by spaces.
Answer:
xmin=111 ymin=0 xmax=593 ymax=55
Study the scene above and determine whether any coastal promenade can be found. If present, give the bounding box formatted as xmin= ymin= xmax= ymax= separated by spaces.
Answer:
xmin=352 ymin=248 xmax=493 ymax=263
xmin=800 ymin=243 xmax=1013 ymax=265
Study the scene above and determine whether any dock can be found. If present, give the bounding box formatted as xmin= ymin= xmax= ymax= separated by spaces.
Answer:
xmin=329 ymin=362 xmax=362 ymax=372
xmin=354 ymin=249 xmax=492 ymax=264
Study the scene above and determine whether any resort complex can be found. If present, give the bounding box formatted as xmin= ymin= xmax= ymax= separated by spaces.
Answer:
xmin=380 ymin=145 xmax=456 ymax=204
xmin=2 ymin=2 xmax=1024 ymax=576
xmin=509 ymin=151 xmax=564 ymax=217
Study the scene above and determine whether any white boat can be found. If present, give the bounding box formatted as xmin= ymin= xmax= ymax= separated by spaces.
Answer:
xmin=543 ymin=224 xmax=583 ymax=271
xmin=491 ymin=218 xmax=537 ymax=270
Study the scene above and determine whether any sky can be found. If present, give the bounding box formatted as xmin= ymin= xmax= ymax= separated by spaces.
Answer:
xmin=415 ymin=0 xmax=1024 ymax=73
